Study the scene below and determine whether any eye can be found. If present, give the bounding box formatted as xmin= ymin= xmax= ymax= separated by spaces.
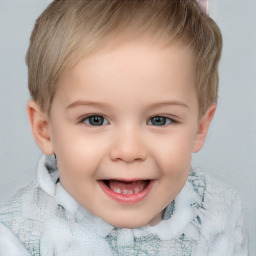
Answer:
xmin=82 ymin=115 xmax=109 ymax=126
xmin=148 ymin=116 xmax=173 ymax=126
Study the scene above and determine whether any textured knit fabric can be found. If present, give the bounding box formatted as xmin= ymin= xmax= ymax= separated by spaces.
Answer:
xmin=0 ymin=155 xmax=248 ymax=255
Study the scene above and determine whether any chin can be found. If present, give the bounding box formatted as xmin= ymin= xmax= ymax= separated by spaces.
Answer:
xmin=113 ymin=222 xmax=147 ymax=229
xmin=116 ymin=222 xmax=143 ymax=229
xmin=105 ymin=214 xmax=157 ymax=229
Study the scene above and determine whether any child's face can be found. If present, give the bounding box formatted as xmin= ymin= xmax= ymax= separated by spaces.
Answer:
xmin=42 ymin=36 xmax=209 ymax=228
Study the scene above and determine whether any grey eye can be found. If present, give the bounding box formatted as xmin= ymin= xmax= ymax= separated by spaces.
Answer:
xmin=83 ymin=115 xmax=109 ymax=126
xmin=148 ymin=116 xmax=172 ymax=126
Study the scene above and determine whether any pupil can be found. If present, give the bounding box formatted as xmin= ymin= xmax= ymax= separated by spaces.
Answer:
xmin=152 ymin=116 xmax=166 ymax=126
xmin=89 ymin=116 xmax=104 ymax=126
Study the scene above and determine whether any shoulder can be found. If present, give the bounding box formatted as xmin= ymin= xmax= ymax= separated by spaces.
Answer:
xmin=188 ymin=169 xmax=248 ymax=255
xmin=186 ymin=168 xmax=244 ymax=235
xmin=188 ymin=168 xmax=243 ymax=215
xmin=0 ymin=178 xmax=49 ymax=226
xmin=0 ymin=179 xmax=58 ymax=255
xmin=0 ymin=155 xmax=61 ymax=234
xmin=0 ymin=179 xmax=38 ymax=223
xmin=196 ymin=169 xmax=244 ymax=222
xmin=0 ymin=222 xmax=31 ymax=255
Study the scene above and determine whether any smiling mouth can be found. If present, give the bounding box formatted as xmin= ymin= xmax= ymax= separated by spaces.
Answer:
xmin=99 ymin=179 xmax=154 ymax=204
xmin=104 ymin=180 xmax=150 ymax=194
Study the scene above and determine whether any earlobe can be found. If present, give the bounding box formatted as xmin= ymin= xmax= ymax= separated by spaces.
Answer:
xmin=193 ymin=104 xmax=217 ymax=153
xmin=27 ymin=100 xmax=54 ymax=156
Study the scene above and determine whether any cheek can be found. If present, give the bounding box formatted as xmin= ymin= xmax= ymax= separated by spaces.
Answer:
xmin=52 ymin=128 xmax=104 ymax=178
xmin=151 ymin=131 xmax=195 ymax=172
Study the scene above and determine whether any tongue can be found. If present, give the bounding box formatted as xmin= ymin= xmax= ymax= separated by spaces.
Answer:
xmin=108 ymin=180 xmax=148 ymax=191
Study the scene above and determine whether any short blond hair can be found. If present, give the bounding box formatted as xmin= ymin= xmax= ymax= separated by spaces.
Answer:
xmin=26 ymin=0 xmax=222 ymax=117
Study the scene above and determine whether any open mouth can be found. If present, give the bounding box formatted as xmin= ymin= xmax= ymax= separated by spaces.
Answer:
xmin=99 ymin=179 xmax=154 ymax=204
xmin=104 ymin=180 xmax=150 ymax=195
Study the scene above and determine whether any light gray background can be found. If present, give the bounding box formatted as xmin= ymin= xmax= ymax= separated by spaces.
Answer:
xmin=0 ymin=0 xmax=255 ymax=254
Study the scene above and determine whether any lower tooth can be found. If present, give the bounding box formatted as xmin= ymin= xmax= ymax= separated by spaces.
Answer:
xmin=123 ymin=190 xmax=133 ymax=195
xmin=134 ymin=188 xmax=141 ymax=194
xmin=111 ymin=188 xmax=143 ymax=194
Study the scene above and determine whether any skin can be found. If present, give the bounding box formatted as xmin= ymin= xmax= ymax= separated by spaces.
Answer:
xmin=27 ymin=35 xmax=216 ymax=228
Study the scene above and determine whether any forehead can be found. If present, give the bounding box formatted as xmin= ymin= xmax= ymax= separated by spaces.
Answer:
xmin=64 ymin=34 xmax=195 ymax=79
xmin=54 ymin=35 xmax=197 ymax=111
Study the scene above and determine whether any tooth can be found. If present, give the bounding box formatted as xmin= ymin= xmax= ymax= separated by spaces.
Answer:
xmin=123 ymin=190 xmax=133 ymax=195
xmin=113 ymin=188 xmax=122 ymax=194
xmin=134 ymin=188 xmax=141 ymax=194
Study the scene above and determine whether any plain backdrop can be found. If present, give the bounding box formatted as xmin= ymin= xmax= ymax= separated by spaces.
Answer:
xmin=0 ymin=0 xmax=255 ymax=254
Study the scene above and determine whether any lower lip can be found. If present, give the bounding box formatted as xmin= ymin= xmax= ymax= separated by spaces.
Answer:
xmin=99 ymin=180 xmax=155 ymax=204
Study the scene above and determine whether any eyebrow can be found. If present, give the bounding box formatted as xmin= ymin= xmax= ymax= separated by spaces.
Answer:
xmin=66 ymin=100 xmax=110 ymax=109
xmin=66 ymin=100 xmax=189 ymax=110
xmin=148 ymin=101 xmax=189 ymax=109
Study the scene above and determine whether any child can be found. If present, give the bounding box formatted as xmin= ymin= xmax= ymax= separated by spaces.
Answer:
xmin=0 ymin=0 xmax=248 ymax=255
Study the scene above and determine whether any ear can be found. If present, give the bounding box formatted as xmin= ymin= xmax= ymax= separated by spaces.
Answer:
xmin=27 ymin=100 xmax=54 ymax=156
xmin=193 ymin=104 xmax=217 ymax=153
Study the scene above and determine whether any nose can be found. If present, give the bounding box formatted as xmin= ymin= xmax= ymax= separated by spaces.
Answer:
xmin=109 ymin=127 xmax=147 ymax=163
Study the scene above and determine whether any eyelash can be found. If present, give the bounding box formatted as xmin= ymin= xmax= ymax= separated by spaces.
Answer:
xmin=80 ymin=114 xmax=177 ymax=127
xmin=147 ymin=116 xmax=176 ymax=126
xmin=81 ymin=115 xmax=109 ymax=126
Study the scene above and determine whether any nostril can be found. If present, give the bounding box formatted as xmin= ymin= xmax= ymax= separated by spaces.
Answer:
xmin=109 ymin=132 xmax=147 ymax=163
xmin=110 ymin=146 xmax=147 ymax=163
